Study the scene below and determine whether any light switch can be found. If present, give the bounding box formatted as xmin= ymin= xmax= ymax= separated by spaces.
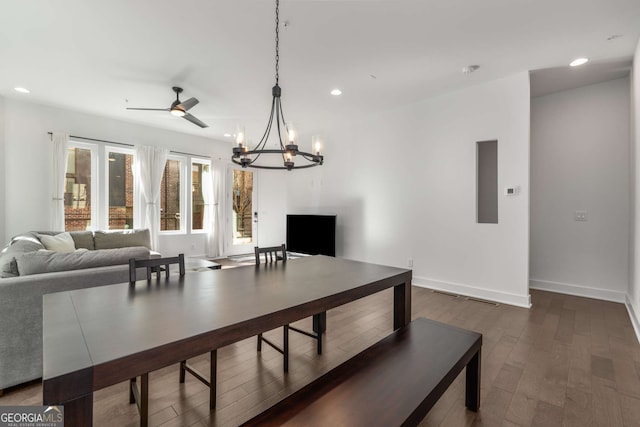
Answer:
xmin=574 ymin=211 xmax=587 ymax=221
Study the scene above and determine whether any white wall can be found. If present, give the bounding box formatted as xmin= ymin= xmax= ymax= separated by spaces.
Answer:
xmin=2 ymin=98 xmax=287 ymax=256
xmin=288 ymin=72 xmax=532 ymax=307
xmin=0 ymin=97 xmax=6 ymax=245
xmin=629 ymin=39 xmax=640 ymax=337
xmin=530 ymin=78 xmax=631 ymax=302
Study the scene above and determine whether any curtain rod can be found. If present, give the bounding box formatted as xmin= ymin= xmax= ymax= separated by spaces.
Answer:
xmin=47 ymin=132 xmax=210 ymax=159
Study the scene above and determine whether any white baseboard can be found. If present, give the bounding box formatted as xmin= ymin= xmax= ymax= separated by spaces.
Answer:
xmin=529 ymin=279 xmax=626 ymax=303
xmin=625 ymin=295 xmax=640 ymax=344
xmin=412 ymin=276 xmax=531 ymax=308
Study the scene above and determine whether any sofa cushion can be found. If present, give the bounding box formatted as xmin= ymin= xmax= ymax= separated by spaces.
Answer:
xmin=38 ymin=232 xmax=76 ymax=253
xmin=16 ymin=246 xmax=150 ymax=276
xmin=70 ymin=231 xmax=95 ymax=250
xmin=0 ymin=234 xmax=45 ymax=276
xmin=94 ymin=229 xmax=151 ymax=250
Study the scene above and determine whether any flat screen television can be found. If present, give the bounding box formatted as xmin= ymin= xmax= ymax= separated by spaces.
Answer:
xmin=286 ymin=214 xmax=336 ymax=256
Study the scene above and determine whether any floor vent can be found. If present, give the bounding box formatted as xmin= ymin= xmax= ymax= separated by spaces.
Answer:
xmin=465 ymin=297 xmax=499 ymax=306
xmin=431 ymin=290 xmax=460 ymax=299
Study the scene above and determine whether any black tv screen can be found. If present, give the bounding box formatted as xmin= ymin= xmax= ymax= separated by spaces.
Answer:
xmin=286 ymin=214 xmax=336 ymax=256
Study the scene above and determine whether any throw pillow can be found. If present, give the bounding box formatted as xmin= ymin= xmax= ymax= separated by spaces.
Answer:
xmin=0 ymin=233 xmax=45 ymax=276
xmin=94 ymin=229 xmax=151 ymax=250
xmin=38 ymin=232 xmax=76 ymax=253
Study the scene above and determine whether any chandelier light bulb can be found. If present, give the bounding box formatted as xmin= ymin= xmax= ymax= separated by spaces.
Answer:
xmin=236 ymin=128 xmax=245 ymax=146
xmin=312 ymin=135 xmax=322 ymax=154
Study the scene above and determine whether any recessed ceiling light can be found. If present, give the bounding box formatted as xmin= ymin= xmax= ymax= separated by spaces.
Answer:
xmin=224 ymin=133 xmax=232 ymax=137
xmin=14 ymin=87 xmax=30 ymax=94
xmin=569 ymin=58 xmax=589 ymax=67
xmin=330 ymin=89 xmax=342 ymax=96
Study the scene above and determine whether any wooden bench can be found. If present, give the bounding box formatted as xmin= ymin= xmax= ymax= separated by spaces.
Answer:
xmin=242 ymin=317 xmax=482 ymax=427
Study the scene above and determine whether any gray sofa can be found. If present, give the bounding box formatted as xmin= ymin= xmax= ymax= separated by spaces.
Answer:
xmin=0 ymin=229 xmax=156 ymax=391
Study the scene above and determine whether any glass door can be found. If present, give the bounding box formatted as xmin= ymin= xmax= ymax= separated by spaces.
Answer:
xmin=226 ymin=167 xmax=258 ymax=256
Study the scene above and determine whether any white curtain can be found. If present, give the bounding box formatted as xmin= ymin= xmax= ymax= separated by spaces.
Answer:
xmin=51 ymin=132 xmax=69 ymax=231
xmin=206 ymin=161 xmax=225 ymax=257
xmin=135 ymin=145 xmax=169 ymax=250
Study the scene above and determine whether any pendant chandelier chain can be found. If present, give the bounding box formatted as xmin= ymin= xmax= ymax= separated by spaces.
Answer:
xmin=275 ymin=0 xmax=280 ymax=85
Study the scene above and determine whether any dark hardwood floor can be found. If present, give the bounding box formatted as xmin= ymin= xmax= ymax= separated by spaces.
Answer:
xmin=2 ymin=286 xmax=640 ymax=426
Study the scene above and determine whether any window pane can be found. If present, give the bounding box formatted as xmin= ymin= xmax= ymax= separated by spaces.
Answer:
xmin=192 ymin=163 xmax=206 ymax=230
xmin=108 ymin=152 xmax=134 ymax=230
xmin=161 ymin=159 xmax=181 ymax=231
xmin=232 ymin=170 xmax=253 ymax=244
xmin=64 ymin=147 xmax=92 ymax=231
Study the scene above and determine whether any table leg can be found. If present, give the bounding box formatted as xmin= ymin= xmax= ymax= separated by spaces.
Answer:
xmin=465 ymin=349 xmax=481 ymax=411
xmin=44 ymin=393 xmax=93 ymax=427
xmin=393 ymin=281 xmax=411 ymax=330
xmin=210 ymin=350 xmax=217 ymax=410
xmin=312 ymin=312 xmax=326 ymax=334
xmin=312 ymin=312 xmax=326 ymax=354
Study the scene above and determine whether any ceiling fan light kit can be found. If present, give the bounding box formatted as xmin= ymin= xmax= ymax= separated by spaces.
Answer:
xmin=231 ymin=0 xmax=324 ymax=171
xmin=127 ymin=86 xmax=208 ymax=128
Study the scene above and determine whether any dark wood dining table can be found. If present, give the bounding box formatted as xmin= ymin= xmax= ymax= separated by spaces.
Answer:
xmin=42 ymin=255 xmax=412 ymax=426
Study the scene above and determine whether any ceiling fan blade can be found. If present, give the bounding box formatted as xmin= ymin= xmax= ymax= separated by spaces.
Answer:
xmin=183 ymin=113 xmax=208 ymax=128
xmin=126 ymin=107 xmax=170 ymax=111
xmin=179 ymin=97 xmax=199 ymax=111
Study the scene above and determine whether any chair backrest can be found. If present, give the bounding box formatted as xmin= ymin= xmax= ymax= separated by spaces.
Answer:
xmin=254 ymin=244 xmax=287 ymax=265
xmin=129 ymin=254 xmax=186 ymax=283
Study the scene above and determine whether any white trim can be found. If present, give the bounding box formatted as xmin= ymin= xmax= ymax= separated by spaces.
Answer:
xmin=412 ymin=276 xmax=531 ymax=308
xmin=529 ymin=279 xmax=626 ymax=303
xmin=625 ymin=295 xmax=640 ymax=344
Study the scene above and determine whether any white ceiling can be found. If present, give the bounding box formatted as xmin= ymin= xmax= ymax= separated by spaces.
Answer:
xmin=1 ymin=0 xmax=639 ymax=144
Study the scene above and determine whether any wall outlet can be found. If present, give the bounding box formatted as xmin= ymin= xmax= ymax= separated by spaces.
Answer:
xmin=191 ymin=244 xmax=196 ymax=250
xmin=574 ymin=211 xmax=588 ymax=221
xmin=408 ymin=258 xmax=413 ymax=268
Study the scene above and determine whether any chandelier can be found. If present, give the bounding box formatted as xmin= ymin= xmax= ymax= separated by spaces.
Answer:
xmin=232 ymin=0 xmax=324 ymax=171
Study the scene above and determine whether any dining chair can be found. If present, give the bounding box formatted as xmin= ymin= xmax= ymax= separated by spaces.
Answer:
xmin=254 ymin=244 xmax=326 ymax=373
xmin=128 ymin=254 xmax=217 ymax=427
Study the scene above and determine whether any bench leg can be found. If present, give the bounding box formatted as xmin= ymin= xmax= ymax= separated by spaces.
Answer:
xmin=465 ymin=349 xmax=481 ymax=411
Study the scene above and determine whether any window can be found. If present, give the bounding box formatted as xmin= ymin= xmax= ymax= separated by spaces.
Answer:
xmin=64 ymin=144 xmax=97 ymax=231
xmin=191 ymin=160 xmax=210 ymax=231
xmin=232 ymin=169 xmax=254 ymax=244
xmin=160 ymin=158 xmax=184 ymax=232
xmin=61 ymin=138 xmax=209 ymax=235
xmin=107 ymin=150 xmax=134 ymax=229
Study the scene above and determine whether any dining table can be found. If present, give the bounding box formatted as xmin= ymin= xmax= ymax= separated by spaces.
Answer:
xmin=42 ymin=255 xmax=412 ymax=426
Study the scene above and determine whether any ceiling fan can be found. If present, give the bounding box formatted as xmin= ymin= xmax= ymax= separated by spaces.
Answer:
xmin=126 ymin=86 xmax=208 ymax=128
